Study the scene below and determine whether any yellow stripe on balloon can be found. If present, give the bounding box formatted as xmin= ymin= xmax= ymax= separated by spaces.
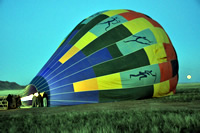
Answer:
xmin=123 ymin=18 xmax=170 ymax=44
xmin=73 ymin=78 xmax=99 ymax=92
xmin=143 ymin=27 xmax=170 ymax=65
xmin=59 ymin=32 xmax=97 ymax=64
xmin=73 ymin=73 xmax=122 ymax=92
xmin=144 ymin=43 xmax=167 ymax=65
xmin=153 ymin=80 xmax=171 ymax=97
xmin=123 ymin=18 xmax=153 ymax=35
xmin=75 ymin=32 xmax=97 ymax=50
xmin=103 ymin=9 xmax=128 ymax=17
xmin=97 ymin=73 xmax=122 ymax=90
xmin=59 ymin=46 xmax=80 ymax=64
xmin=150 ymin=27 xmax=170 ymax=43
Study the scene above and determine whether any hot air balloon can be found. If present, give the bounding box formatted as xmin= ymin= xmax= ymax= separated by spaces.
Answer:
xmin=22 ymin=9 xmax=178 ymax=107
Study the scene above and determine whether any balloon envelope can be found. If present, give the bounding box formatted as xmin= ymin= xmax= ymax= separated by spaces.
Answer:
xmin=26 ymin=9 xmax=178 ymax=106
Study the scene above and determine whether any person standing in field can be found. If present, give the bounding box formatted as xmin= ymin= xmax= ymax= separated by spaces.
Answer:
xmin=43 ymin=92 xmax=48 ymax=107
xmin=6 ymin=94 xmax=12 ymax=109
xmin=32 ymin=94 xmax=37 ymax=107
xmin=37 ymin=92 xmax=42 ymax=107
xmin=16 ymin=95 xmax=22 ymax=108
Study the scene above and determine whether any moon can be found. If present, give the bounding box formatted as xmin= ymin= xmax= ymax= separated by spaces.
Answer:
xmin=187 ymin=75 xmax=192 ymax=79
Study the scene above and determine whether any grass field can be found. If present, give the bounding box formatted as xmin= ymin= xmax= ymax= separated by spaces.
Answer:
xmin=0 ymin=83 xmax=200 ymax=133
xmin=0 ymin=89 xmax=25 ymax=96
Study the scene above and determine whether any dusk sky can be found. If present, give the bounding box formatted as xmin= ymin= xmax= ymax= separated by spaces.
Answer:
xmin=0 ymin=0 xmax=200 ymax=85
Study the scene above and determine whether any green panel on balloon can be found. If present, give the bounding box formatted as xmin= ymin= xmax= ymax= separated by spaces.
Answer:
xmin=116 ymin=29 xmax=157 ymax=56
xmin=107 ymin=44 xmax=123 ymax=58
xmin=93 ymin=49 xmax=150 ymax=77
xmin=69 ymin=15 xmax=108 ymax=45
xmin=120 ymin=64 xmax=161 ymax=89
xmin=99 ymin=85 xmax=154 ymax=102
xmin=90 ymin=15 xmax=128 ymax=36
xmin=82 ymin=24 xmax=132 ymax=56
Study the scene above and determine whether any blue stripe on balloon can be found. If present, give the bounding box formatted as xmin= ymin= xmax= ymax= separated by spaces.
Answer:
xmin=87 ymin=48 xmax=113 ymax=66
xmin=30 ymin=76 xmax=38 ymax=84
xmin=48 ymin=67 xmax=96 ymax=89
xmin=36 ymin=30 xmax=79 ymax=77
xmin=34 ymin=51 xmax=86 ymax=90
xmin=49 ymin=100 xmax=98 ymax=106
xmin=32 ymin=47 xmax=112 ymax=88
xmin=64 ymin=29 xmax=79 ymax=45
xmin=33 ymin=47 xmax=71 ymax=86
xmin=49 ymin=84 xmax=74 ymax=94
xmin=44 ymin=51 xmax=87 ymax=82
xmin=35 ymin=79 xmax=47 ymax=88
xmin=49 ymin=91 xmax=99 ymax=106
xmin=38 ymin=46 xmax=71 ymax=78
xmin=38 ymin=86 xmax=50 ymax=94
xmin=46 ymin=48 xmax=113 ymax=84
xmin=34 ymin=47 xmax=113 ymax=98
xmin=50 ymin=91 xmax=99 ymax=101
xmin=46 ymin=48 xmax=112 ymax=84
xmin=39 ymin=48 xmax=113 ymax=92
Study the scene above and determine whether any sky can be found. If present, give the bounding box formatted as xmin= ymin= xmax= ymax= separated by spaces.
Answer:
xmin=0 ymin=0 xmax=200 ymax=85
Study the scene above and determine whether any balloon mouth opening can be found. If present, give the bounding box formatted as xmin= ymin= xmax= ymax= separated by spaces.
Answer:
xmin=22 ymin=85 xmax=37 ymax=96
xmin=20 ymin=85 xmax=38 ymax=102
xmin=20 ymin=85 xmax=49 ymax=107
xmin=20 ymin=76 xmax=50 ymax=106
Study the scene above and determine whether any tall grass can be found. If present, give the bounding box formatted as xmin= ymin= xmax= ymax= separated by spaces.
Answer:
xmin=0 ymin=109 xmax=200 ymax=132
xmin=0 ymin=83 xmax=200 ymax=133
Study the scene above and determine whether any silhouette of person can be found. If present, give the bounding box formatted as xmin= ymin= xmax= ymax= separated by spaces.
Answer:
xmin=100 ymin=17 xmax=120 ymax=31
xmin=6 ymin=94 xmax=13 ymax=109
xmin=37 ymin=92 xmax=42 ymax=107
xmin=32 ymin=93 xmax=37 ymax=107
xmin=43 ymin=92 xmax=48 ymax=107
xmin=16 ymin=95 xmax=21 ymax=108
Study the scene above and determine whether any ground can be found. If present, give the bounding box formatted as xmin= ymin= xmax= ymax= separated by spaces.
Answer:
xmin=0 ymin=83 xmax=200 ymax=132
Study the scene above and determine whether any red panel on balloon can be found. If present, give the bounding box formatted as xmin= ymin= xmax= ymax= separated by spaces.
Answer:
xmin=163 ymin=43 xmax=177 ymax=61
xmin=159 ymin=62 xmax=173 ymax=82
xmin=169 ymin=75 xmax=178 ymax=93
xmin=119 ymin=11 xmax=145 ymax=21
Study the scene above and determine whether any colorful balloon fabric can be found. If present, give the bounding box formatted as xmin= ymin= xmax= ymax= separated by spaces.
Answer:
xmin=27 ymin=9 xmax=179 ymax=106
